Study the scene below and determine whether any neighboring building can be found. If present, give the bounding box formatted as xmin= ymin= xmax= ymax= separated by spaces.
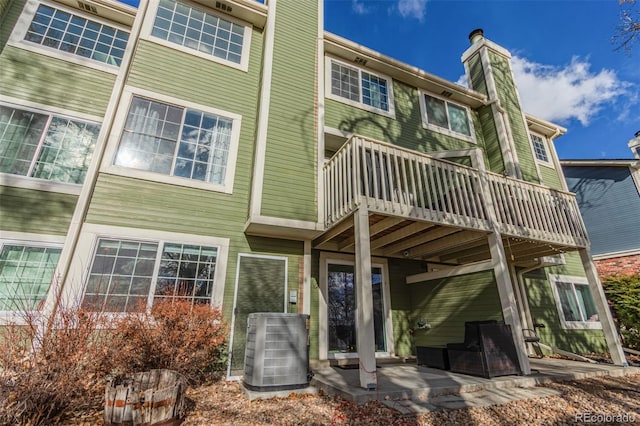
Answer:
xmin=561 ymin=133 xmax=640 ymax=277
xmin=0 ymin=0 xmax=628 ymax=388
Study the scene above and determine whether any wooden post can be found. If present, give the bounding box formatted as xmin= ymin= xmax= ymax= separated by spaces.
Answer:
xmin=354 ymin=205 xmax=377 ymax=389
xmin=488 ymin=232 xmax=531 ymax=375
xmin=579 ymin=248 xmax=628 ymax=366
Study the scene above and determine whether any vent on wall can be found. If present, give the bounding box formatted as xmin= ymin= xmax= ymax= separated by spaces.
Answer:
xmin=77 ymin=1 xmax=97 ymax=14
xmin=440 ymin=90 xmax=453 ymax=98
xmin=354 ymin=56 xmax=368 ymax=66
xmin=215 ymin=1 xmax=233 ymax=13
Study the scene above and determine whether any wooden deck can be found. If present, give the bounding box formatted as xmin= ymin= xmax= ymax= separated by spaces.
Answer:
xmin=319 ymin=136 xmax=588 ymax=265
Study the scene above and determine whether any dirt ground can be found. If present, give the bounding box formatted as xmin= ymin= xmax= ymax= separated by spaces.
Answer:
xmin=181 ymin=373 xmax=640 ymax=426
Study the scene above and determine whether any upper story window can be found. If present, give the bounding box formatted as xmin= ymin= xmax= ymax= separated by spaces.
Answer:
xmin=144 ymin=0 xmax=252 ymax=71
xmin=419 ymin=92 xmax=474 ymax=142
xmin=0 ymin=241 xmax=61 ymax=312
xmin=106 ymin=88 xmax=241 ymax=193
xmin=23 ymin=3 xmax=129 ymax=66
xmin=0 ymin=104 xmax=100 ymax=184
xmin=550 ymin=275 xmax=601 ymax=330
xmin=82 ymin=237 xmax=219 ymax=312
xmin=326 ymin=57 xmax=395 ymax=118
xmin=530 ymin=133 xmax=553 ymax=166
xmin=115 ymin=96 xmax=232 ymax=184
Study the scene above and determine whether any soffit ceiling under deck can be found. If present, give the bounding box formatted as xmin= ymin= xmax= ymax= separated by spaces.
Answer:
xmin=313 ymin=213 xmax=574 ymax=267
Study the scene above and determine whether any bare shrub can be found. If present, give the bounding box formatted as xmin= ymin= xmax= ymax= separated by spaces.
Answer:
xmin=110 ymin=299 xmax=228 ymax=385
xmin=0 ymin=309 xmax=113 ymax=425
xmin=0 ymin=300 xmax=228 ymax=425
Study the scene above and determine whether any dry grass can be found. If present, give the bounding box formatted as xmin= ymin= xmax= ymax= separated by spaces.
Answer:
xmin=179 ymin=373 xmax=640 ymax=426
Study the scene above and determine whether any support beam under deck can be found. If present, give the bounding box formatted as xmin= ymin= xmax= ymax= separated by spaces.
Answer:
xmin=579 ymin=248 xmax=628 ymax=366
xmin=354 ymin=205 xmax=377 ymax=389
xmin=489 ymin=232 xmax=531 ymax=375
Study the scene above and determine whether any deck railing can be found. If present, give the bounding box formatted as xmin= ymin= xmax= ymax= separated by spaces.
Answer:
xmin=323 ymin=136 xmax=589 ymax=248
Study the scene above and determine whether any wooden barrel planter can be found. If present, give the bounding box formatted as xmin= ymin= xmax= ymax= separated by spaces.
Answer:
xmin=104 ymin=369 xmax=186 ymax=426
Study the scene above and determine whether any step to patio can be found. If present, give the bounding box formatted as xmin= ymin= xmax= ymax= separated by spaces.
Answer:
xmin=382 ymin=386 xmax=562 ymax=414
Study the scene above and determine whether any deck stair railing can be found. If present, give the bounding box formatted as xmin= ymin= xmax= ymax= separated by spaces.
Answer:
xmin=323 ymin=136 xmax=588 ymax=248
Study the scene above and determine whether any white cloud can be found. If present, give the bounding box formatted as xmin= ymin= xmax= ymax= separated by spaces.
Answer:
xmin=352 ymin=0 xmax=368 ymax=15
xmin=397 ymin=0 xmax=427 ymax=20
xmin=511 ymin=56 xmax=631 ymax=126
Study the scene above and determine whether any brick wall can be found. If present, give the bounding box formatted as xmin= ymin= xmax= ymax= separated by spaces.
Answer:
xmin=595 ymin=253 xmax=640 ymax=277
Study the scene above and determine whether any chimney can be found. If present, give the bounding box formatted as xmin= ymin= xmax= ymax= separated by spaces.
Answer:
xmin=468 ymin=28 xmax=484 ymax=44
xmin=629 ymin=131 xmax=640 ymax=160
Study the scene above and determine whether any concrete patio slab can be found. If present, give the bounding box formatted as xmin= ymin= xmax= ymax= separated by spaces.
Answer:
xmin=310 ymin=358 xmax=640 ymax=408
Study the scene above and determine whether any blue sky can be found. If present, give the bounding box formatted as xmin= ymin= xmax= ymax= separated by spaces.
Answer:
xmin=120 ymin=0 xmax=639 ymax=159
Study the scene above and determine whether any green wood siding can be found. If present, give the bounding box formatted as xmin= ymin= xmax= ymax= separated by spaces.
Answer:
xmin=127 ymin=38 xmax=262 ymax=123
xmin=259 ymin=3 xmax=318 ymax=221
xmin=410 ymin=271 xmax=502 ymax=348
xmin=539 ymin=164 xmax=563 ymax=190
xmin=325 ymin=80 xmax=485 ymax=155
xmin=524 ymin=265 xmax=608 ymax=354
xmin=477 ymin=105 xmax=504 ymax=173
xmin=388 ymin=259 xmax=425 ymax=357
xmin=86 ymin=174 xmax=249 ymax=236
xmin=0 ymin=0 xmax=11 ymax=21
xmin=546 ymin=252 xmax=586 ymax=276
xmin=0 ymin=0 xmax=21 ymax=51
xmin=0 ymin=186 xmax=76 ymax=235
xmin=488 ymin=51 xmax=539 ymax=183
xmin=0 ymin=46 xmax=115 ymax=116
xmin=467 ymin=53 xmax=488 ymax=97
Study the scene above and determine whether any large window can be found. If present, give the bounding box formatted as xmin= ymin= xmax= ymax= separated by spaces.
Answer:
xmin=328 ymin=58 xmax=394 ymax=116
xmin=23 ymin=3 xmax=129 ymax=66
xmin=83 ymin=238 xmax=219 ymax=312
xmin=113 ymin=96 xmax=234 ymax=185
xmin=0 ymin=105 xmax=100 ymax=184
xmin=530 ymin=133 xmax=552 ymax=165
xmin=420 ymin=93 xmax=473 ymax=139
xmin=551 ymin=275 xmax=601 ymax=329
xmin=0 ymin=242 xmax=61 ymax=312
xmin=149 ymin=0 xmax=248 ymax=68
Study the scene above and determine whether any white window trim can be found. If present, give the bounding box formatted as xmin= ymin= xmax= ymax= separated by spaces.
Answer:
xmin=318 ymin=252 xmax=394 ymax=360
xmin=7 ymin=0 xmax=128 ymax=75
xmin=549 ymin=274 xmax=602 ymax=330
xmin=0 ymin=234 xmax=65 ymax=323
xmin=0 ymin=97 xmax=103 ymax=194
xmin=60 ymin=223 xmax=229 ymax=314
xmin=325 ymin=56 xmax=396 ymax=119
xmin=529 ymin=132 xmax=554 ymax=168
xmin=102 ymin=86 xmax=242 ymax=194
xmin=418 ymin=90 xmax=476 ymax=144
xmin=141 ymin=0 xmax=252 ymax=72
